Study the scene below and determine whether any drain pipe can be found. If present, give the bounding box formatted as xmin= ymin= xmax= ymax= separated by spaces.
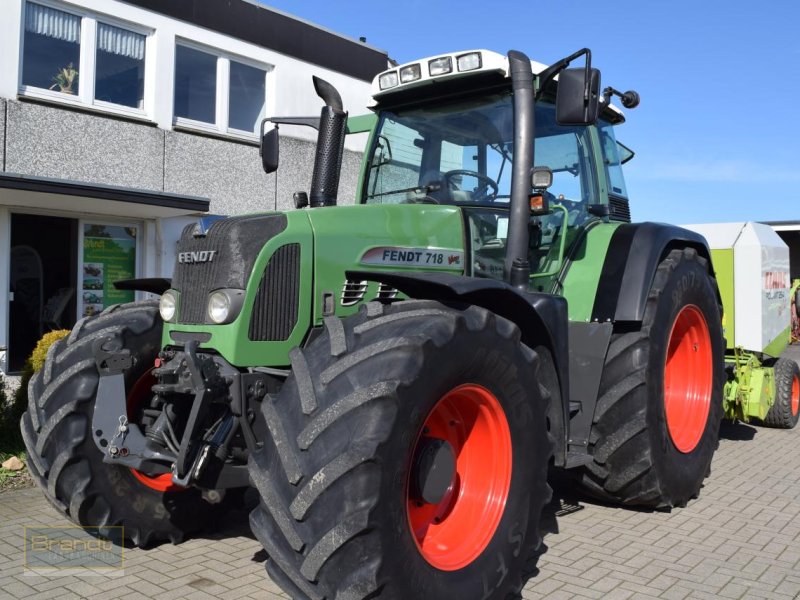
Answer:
xmin=505 ymin=50 xmax=535 ymax=289
xmin=309 ymin=76 xmax=348 ymax=207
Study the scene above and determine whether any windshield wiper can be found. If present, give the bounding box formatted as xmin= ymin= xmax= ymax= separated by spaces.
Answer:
xmin=367 ymin=182 xmax=442 ymax=199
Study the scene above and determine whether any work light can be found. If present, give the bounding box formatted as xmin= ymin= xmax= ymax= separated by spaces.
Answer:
xmin=400 ymin=63 xmax=422 ymax=83
xmin=428 ymin=57 xmax=452 ymax=76
xmin=457 ymin=52 xmax=482 ymax=72
xmin=379 ymin=71 xmax=399 ymax=90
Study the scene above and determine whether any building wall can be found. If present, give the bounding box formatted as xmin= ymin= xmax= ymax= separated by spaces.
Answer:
xmin=5 ymin=100 xmax=164 ymax=190
xmin=0 ymin=99 xmax=5 ymax=170
xmin=0 ymin=0 xmax=383 ymax=212
xmin=0 ymin=0 xmax=381 ymax=147
xmin=3 ymin=99 xmax=365 ymax=214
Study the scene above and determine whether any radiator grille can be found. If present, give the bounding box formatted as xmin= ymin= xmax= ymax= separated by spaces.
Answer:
xmin=609 ymin=197 xmax=631 ymax=223
xmin=248 ymin=244 xmax=301 ymax=341
xmin=172 ymin=215 xmax=287 ymax=324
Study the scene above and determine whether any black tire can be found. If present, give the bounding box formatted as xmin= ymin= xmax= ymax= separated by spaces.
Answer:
xmin=763 ymin=357 xmax=800 ymax=429
xmin=21 ymin=300 xmax=213 ymax=546
xmin=577 ymin=247 xmax=725 ymax=508
xmin=247 ymin=300 xmax=553 ymax=600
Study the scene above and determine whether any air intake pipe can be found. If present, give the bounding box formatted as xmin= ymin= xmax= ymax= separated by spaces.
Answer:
xmin=505 ymin=50 xmax=535 ymax=288
xmin=309 ymin=76 xmax=348 ymax=207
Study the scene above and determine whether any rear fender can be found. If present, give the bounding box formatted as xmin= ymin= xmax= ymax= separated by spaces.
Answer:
xmin=591 ymin=222 xmax=720 ymax=324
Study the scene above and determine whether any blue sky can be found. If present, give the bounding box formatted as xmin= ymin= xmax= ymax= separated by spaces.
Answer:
xmin=263 ymin=1 xmax=799 ymax=224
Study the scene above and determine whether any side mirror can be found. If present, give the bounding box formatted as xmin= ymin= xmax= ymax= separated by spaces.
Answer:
xmin=260 ymin=126 xmax=279 ymax=174
xmin=556 ymin=67 xmax=601 ymax=126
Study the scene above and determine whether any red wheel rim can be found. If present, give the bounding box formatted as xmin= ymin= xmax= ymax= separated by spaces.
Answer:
xmin=791 ymin=374 xmax=800 ymax=417
xmin=126 ymin=369 xmax=185 ymax=492
xmin=664 ymin=305 xmax=713 ymax=453
xmin=407 ymin=384 xmax=512 ymax=571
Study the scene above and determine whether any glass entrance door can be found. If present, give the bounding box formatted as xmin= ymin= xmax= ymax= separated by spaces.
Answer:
xmin=8 ymin=214 xmax=78 ymax=372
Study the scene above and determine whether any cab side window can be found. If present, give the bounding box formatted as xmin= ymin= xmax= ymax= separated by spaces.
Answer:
xmin=598 ymin=121 xmax=630 ymax=199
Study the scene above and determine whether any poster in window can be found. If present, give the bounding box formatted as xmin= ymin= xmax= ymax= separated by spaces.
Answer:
xmin=81 ymin=224 xmax=137 ymax=317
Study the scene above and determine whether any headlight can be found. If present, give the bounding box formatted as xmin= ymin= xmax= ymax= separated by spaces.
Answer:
xmin=208 ymin=291 xmax=231 ymax=324
xmin=206 ymin=289 xmax=245 ymax=325
xmin=159 ymin=290 xmax=177 ymax=322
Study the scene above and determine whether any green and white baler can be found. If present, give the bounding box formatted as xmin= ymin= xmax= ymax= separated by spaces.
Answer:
xmin=685 ymin=222 xmax=800 ymax=427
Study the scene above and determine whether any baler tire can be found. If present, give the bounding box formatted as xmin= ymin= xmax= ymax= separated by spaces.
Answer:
xmin=763 ymin=357 xmax=800 ymax=429
xmin=20 ymin=300 xmax=213 ymax=547
xmin=577 ymin=247 xmax=725 ymax=508
xmin=247 ymin=300 xmax=553 ymax=600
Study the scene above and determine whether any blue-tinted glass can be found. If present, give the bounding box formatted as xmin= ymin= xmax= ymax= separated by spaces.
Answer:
xmin=599 ymin=121 xmax=629 ymax=198
xmin=22 ymin=3 xmax=81 ymax=94
xmin=174 ymin=45 xmax=216 ymax=124
xmin=228 ymin=61 xmax=265 ymax=133
xmin=95 ymin=23 xmax=145 ymax=108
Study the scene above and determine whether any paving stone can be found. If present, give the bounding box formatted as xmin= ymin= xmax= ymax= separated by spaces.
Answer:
xmin=3 ymin=352 xmax=800 ymax=599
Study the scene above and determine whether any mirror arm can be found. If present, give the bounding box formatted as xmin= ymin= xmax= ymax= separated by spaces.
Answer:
xmin=261 ymin=116 xmax=321 ymax=131
xmin=536 ymin=48 xmax=592 ymax=98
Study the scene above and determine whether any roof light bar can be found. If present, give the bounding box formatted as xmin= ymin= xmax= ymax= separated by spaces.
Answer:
xmin=371 ymin=51 xmax=511 ymax=100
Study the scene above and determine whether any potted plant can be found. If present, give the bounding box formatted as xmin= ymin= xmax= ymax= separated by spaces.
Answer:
xmin=50 ymin=63 xmax=79 ymax=95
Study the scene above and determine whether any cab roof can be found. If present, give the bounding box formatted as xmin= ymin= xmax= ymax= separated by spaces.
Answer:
xmin=371 ymin=49 xmax=625 ymax=124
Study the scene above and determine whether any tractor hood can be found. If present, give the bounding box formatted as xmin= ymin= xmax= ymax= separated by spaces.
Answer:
xmin=163 ymin=204 xmax=466 ymax=367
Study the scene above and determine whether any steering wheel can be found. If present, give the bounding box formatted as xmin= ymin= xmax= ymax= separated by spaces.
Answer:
xmin=443 ymin=170 xmax=499 ymax=202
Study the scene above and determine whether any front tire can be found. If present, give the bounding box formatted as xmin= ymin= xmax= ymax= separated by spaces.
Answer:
xmin=577 ymin=247 xmax=725 ymax=508
xmin=247 ymin=300 xmax=553 ymax=599
xmin=21 ymin=301 xmax=213 ymax=546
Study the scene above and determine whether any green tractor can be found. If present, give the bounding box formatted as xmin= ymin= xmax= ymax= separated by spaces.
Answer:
xmin=23 ymin=48 xmax=735 ymax=598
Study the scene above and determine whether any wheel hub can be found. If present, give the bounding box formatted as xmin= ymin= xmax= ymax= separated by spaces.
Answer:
xmin=411 ymin=437 xmax=457 ymax=506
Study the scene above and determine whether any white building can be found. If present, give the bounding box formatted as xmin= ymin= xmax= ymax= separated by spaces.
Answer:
xmin=0 ymin=0 xmax=388 ymax=375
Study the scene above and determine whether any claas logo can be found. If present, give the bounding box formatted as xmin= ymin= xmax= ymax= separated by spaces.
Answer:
xmin=764 ymin=271 xmax=790 ymax=290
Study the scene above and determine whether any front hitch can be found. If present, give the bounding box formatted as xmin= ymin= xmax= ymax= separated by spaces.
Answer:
xmin=90 ymin=337 xmax=175 ymax=472
xmin=91 ymin=335 xmax=265 ymax=490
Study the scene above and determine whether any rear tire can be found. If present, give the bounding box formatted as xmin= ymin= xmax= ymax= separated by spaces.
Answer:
xmin=577 ymin=248 xmax=725 ymax=508
xmin=21 ymin=301 xmax=213 ymax=546
xmin=247 ymin=300 xmax=553 ymax=599
xmin=763 ymin=357 xmax=800 ymax=429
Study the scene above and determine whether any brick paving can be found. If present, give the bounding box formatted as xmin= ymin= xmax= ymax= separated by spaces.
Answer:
xmin=2 ymin=349 xmax=800 ymax=600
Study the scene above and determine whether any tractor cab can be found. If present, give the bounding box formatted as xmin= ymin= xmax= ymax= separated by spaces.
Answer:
xmin=361 ymin=50 xmax=634 ymax=290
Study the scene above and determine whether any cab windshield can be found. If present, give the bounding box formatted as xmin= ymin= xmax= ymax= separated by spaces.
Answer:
xmin=364 ymin=92 xmax=597 ymax=214
xmin=364 ymin=92 xmax=599 ymax=284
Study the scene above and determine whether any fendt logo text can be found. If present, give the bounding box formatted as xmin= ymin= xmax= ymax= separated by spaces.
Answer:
xmin=178 ymin=250 xmax=217 ymax=264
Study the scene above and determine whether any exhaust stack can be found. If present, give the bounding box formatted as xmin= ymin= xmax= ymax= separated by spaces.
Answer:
xmin=505 ymin=50 xmax=535 ymax=288
xmin=309 ymin=76 xmax=348 ymax=207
